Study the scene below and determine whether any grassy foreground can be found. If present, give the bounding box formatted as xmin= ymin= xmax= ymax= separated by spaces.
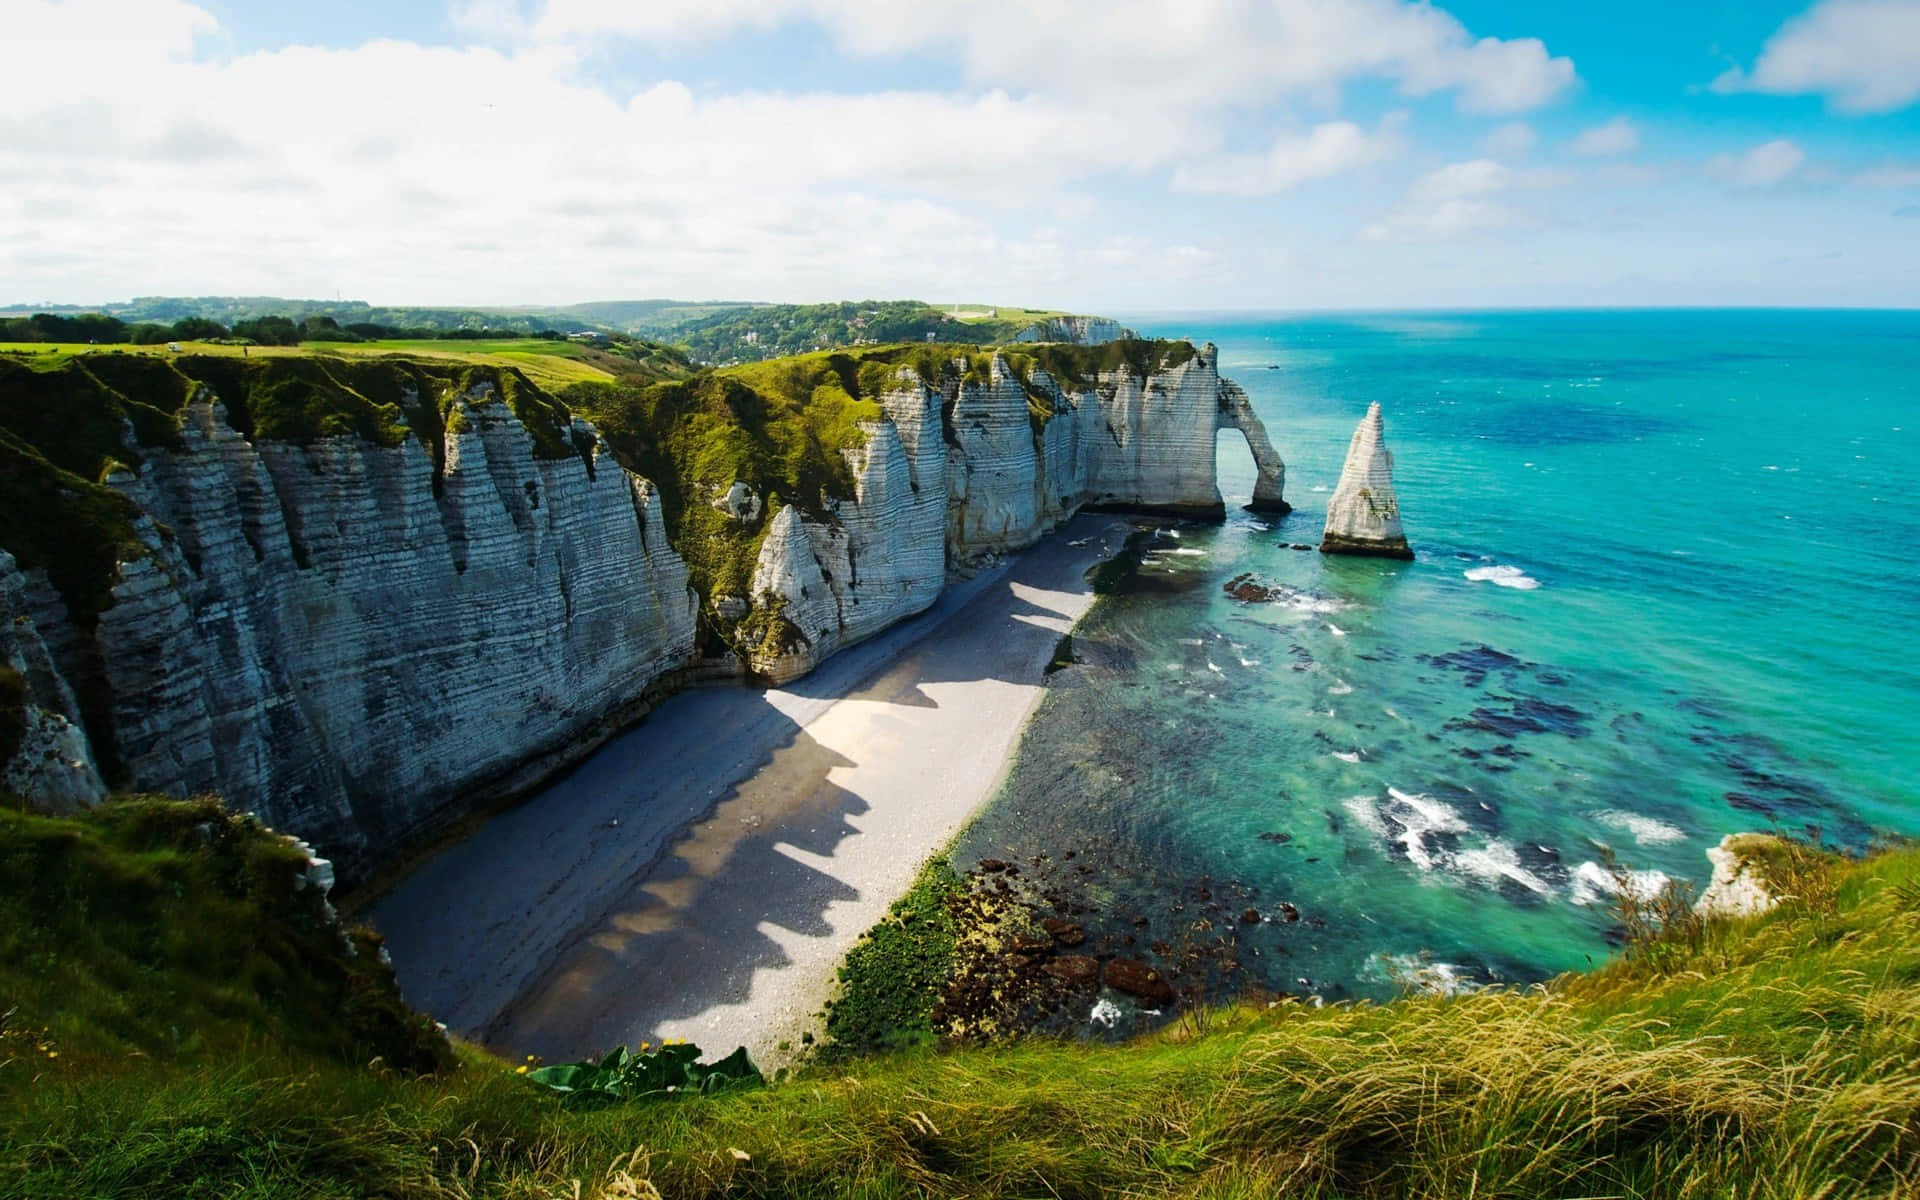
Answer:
xmin=2 ymin=797 xmax=1916 ymax=1198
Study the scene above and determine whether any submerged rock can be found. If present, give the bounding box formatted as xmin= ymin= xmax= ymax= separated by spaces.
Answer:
xmin=1104 ymin=957 xmax=1176 ymax=1005
xmin=1321 ymin=402 xmax=1413 ymax=560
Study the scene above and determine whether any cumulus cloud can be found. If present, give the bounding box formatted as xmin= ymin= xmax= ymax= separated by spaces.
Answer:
xmin=531 ymin=0 xmax=1575 ymax=116
xmin=1481 ymin=122 xmax=1537 ymax=158
xmin=1570 ymin=117 xmax=1639 ymax=157
xmin=1362 ymin=157 xmax=1570 ymax=242
xmin=1708 ymin=139 xmax=1808 ymax=187
xmin=1 ymin=0 xmax=1580 ymax=305
xmin=1711 ymin=0 xmax=1920 ymax=114
xmin=0 ymin=2 xmax=1226 ymax=303
xmin=1171 ymin=115 xmax=1405 ymax=195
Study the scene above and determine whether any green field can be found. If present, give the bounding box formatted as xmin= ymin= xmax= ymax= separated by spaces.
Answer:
xmin=0 ymin=339 xmax=630 ymax=392
xmin=939 ymin=304 xmax=1071 ymax=325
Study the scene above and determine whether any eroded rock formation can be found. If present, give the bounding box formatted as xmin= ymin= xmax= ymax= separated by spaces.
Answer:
xmin=745 ymin=343 xmax=1287 ymax=682
xmin=1 ymin=344 xmax=1283 ymax=872
xmin=1320 ymin=402 xmax=1413 ymax=559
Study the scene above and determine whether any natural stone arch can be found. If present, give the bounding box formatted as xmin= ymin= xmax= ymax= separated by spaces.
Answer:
xmin=1216 ymin=378 xmax=1289 ymax=513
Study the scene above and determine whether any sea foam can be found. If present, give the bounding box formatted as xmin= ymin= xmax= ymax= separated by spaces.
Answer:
xmin=1593 ymin=809 xmax=1687 ymax=846
xmin=1465 ymin=565 xmax=1541 ymax=590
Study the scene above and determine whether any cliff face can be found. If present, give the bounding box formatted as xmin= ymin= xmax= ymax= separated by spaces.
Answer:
xmin=1320 ymin=402 xmax=1412 ymax=559
xmin=745 ymin=343 xmax=1286 ymax=682
xmin=5 ymin=379 xmax=698 ymax=875
xmin=1 ymin=344 xmax=1281 ymax=871
xmin=1011 ymin=315 xmax=1138 ymax=345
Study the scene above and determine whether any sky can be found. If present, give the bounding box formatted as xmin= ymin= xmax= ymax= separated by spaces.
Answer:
xmin=3 ymin=0 xmax=1919 ymax=311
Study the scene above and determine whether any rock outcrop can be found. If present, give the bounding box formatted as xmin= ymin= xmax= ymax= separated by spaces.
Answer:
xmin=1694 ymin=834 xmax=1782 ymax=919
xmin=1 ymin=343 xmax=1284 ymax=871
xmin=1320 ymin=402 xmax=1413 ymax=559
xmin=1 ymin=552 xmax=107 ymax=813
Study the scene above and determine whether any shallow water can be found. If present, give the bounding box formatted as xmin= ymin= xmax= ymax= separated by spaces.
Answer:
xmin=956 ymin=309 xmax=1920 ymax=1003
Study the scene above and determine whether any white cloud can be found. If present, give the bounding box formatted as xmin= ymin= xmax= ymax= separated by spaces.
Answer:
xmin=1708 ymin=139 xmax=1808 ymax=187
xmin=531 ymin=0 xmax=1575 ymax=116
xmin=1711 ymin=0 xmax=1920 ymax=114
xmin=1482 ymin=121 xmax=1537 ymax=158
xmin=1855 ymin=163 xmax=1920 ymax=186
xmin=1363 ymin=157 xmax=1571 ymax=241
xmin=1570 ymin=117 xmax=1639 ymax=157
xmin=1171 ymin=115 xmax=1405 ymax=195
xmin=0 ymin=3 xmax=1236 ymax=304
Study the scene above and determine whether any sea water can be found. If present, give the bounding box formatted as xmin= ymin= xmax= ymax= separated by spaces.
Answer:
xmin=956 ymin=309 xmax=1920 ymax=1002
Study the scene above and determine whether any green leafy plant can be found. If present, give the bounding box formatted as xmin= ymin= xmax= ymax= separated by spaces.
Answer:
xmin=523 ymin=1041 xmax=762 ymax=1108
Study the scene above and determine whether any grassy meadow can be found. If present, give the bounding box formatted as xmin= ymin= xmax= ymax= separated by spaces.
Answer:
xmin=0 ymin=339 xmax=627 ymax=393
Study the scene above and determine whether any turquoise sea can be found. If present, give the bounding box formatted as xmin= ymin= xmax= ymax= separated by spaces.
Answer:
xmin=956 ymin=309 xmax=1920 ymax=1004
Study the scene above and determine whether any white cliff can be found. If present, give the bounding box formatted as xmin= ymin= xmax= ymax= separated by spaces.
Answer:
xmin=35 ymin=381 xmax=700 ymax=875
xmin=746 ymin=343 xmax=1287 ymax=681
xmin=3 ymin=343 xmax=1285 ymax=870
xmin=1320 ymin=401 xmax=1413 ymax=560
xmin=1011 ymin=315 xmax=1137 ymax=345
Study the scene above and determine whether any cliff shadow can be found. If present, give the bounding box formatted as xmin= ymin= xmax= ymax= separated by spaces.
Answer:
xmin=480 ymin=723 xmax=869 ymax=1059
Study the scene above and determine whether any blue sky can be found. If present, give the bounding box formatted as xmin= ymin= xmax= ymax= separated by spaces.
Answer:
xmin=5 ymin=0 xmax=1918 ymax=309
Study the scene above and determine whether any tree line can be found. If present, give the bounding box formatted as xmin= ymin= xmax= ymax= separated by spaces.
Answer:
xmin=0 ymin=311 xmax=573 ymax=347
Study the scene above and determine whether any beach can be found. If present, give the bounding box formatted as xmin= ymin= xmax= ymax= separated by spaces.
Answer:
xmin=370 ymin=514 xmax=1131 ymax=1063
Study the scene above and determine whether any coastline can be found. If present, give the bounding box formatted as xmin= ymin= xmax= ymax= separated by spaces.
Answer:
xmin=371 ymin=514 xmax=1134 ymax=1065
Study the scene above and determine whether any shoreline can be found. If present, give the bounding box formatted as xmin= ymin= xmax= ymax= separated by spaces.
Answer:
xmin=370 ymin=513 xmax=1134 ymax=1065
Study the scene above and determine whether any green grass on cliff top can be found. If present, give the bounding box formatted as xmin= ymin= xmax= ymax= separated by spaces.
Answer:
xmin=0 ymin=338 xmax=644 ymax=393
xmin=2 ymin=792 xmax=1916 ymax=1199
xmin=560 ymin=339 xmax=1202 ymax=612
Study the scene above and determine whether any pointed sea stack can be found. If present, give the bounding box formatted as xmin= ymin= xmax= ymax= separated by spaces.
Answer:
xmin=1320 ymin=402 xmax=1413 ymax=560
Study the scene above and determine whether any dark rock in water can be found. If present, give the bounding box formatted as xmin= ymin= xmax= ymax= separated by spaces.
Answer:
xmin=1291 ymin=543 xmax=1315 ymax=551
xmin=1042 ymin=917 xmax=1085 ymax=946
xmin=978 ymin=858 xmax=1011 ymax=873
xmin=1046 ymin=955 xmax=1101 ymax=989
xmin=1240 ymin=908 xmax=1261 ymax=924
xmin=1420 ymin=644 xmax=1530 ymax=688
xmin=1257 ymin=830 xmax=1293 ymax=844
xmin=1277 ymin=902 xmax=1301 ymax=923
xmin=1010 ymin=934 xmax=1053 ymax=956
xmin=1224 ymin=572 xmax=1274 ymax=602
xmin=1446 ymin=695 xmax=1590 ymax=739
xmin=1726 ymin=791 xmax=1778 ymax=818
xmin=1104 ymin=958 xmax=1176 ymax=1005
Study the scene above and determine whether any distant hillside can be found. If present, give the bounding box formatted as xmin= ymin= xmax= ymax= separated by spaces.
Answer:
xmin=674 ymin=301 xmax=1133 ymax=364
xmin=0 ymin=297 xmax=1134 ymax=362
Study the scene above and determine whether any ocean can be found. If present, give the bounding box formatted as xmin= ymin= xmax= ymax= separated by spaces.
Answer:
xmin=953 ymin=309 xmax=1920 ymax=1005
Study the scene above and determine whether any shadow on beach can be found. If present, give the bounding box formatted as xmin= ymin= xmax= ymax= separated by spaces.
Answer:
xmin=370 ymin=515 xmax=1129 ymax=1060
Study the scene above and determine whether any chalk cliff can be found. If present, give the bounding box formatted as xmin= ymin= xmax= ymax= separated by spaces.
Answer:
xmin=1011 ymin=315 xmax=1137 ymax=345
xmin=744 ymin=343 xmax=1287 ymax=682
xmin=0 ymin=342 xmax=1282 ymax=871
xmin=1320 ymin=402 xmax=1412 ymax=559
xmin=0 ymin=552 xmax=107 ymax=813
